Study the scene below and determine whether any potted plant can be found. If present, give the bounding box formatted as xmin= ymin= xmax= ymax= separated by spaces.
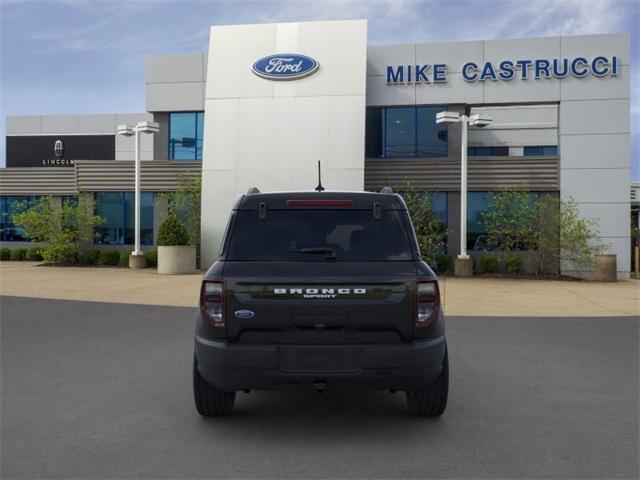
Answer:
xmin=157 ymin=214 xmax=196 ymax=274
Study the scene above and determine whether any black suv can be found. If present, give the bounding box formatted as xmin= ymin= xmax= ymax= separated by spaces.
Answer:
xmin=193 ymin=189 xmax=448 ymax=416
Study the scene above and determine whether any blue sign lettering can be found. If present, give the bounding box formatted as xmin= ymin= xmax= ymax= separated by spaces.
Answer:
xmin=433 ymin=64 xmax=447 ymax=83
xmin=462 ymin=62 xmax=479 ymax=81
xmin=252 ymin=54 xmax=319 ymax=80
xmin=387 ymin=65 xmax=404 ymax=84
xmin=386 ymin=55 xmax=620 ymax=85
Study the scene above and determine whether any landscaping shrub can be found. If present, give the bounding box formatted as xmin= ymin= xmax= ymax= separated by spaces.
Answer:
xmin=11 ymin=195 xmax=102 ymax=265
xmin=157 ymin=214 xmax=190 ymax=246
xmin=0 ymin=248 xmax=10 ymax=261
xmin=119 ymin=250 xmax=131 ymax=267
xmin=79 ymin=249 xmax=101 ymax=266
xmin=10 ymin=248 xmax=27 ymax=261
xmin=401 ymin=185 xmax=447 ymax=261
xmin=434 ymin=253 xmax=452 ymax=274
xmin=26 ymin=247 xmax=43 ymax=261
xmin=144 ymin=249 xmax=157 ymax=268
xmin=479 ymin=252 xmax=500 ymax=273
xmin=98 ymin=250 xmax=120 ymax=266
xmin=504 ymin=253 xmax=523 ymax=274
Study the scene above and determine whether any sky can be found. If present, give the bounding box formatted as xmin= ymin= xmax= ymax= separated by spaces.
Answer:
xmin=1 ymin=0 xmax=638 ymax=178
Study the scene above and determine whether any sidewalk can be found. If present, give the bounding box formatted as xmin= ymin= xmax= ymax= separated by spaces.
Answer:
xmin=0 ymin=262 xmax=638 ymax=317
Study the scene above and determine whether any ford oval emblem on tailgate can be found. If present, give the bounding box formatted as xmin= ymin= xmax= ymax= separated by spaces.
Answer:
xmin=234 ymin=309 xmax=255 ymax=319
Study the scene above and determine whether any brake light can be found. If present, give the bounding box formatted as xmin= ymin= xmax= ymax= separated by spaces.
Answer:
xmin=200 ymin=280 xmax=225 ymax=329
xmin=286 ymin=199 xmax=353 ymax=207
xmin=415 ymin=280 xmax=440 ymax=329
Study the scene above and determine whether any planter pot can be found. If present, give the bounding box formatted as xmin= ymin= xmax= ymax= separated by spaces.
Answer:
xmin=158 ymin=245 xmax=196 ymax=274
xmin=594 ymin=254 xmax=617 ymax=282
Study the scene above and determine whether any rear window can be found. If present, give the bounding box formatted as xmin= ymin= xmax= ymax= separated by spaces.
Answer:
xmin=226 ymin=209 xmax=414 ymax=261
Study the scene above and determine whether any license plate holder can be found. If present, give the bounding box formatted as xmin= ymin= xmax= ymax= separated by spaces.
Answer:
xmin=296 ymin=347 xmax=344 ymax=370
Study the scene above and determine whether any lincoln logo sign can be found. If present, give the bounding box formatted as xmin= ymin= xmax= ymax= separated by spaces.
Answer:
xmin=386 ymin=55 xmax=620 ymax=84
xmin=252 ymin=54 xmax=319 ymax=80
xmin=54 ymin=139 xmax=64 ymax=158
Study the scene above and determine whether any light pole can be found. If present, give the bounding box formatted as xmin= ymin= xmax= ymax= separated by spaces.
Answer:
xmin=436 ymin=111 xmax=493 ymax=276
xmin=116 ymin=121 xmax=159 ymax=269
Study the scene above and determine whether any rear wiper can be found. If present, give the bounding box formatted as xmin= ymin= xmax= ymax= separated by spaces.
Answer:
xmin=289 ymin=247 xmax=336 ymax=260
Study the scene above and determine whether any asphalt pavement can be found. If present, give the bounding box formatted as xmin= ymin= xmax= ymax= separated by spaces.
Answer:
xmin=1 ymin=296 xmax=638 ymax=479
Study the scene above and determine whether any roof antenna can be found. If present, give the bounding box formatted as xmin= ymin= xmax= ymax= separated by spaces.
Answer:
xmin=315 ymin=160 xmax=325 ymax=192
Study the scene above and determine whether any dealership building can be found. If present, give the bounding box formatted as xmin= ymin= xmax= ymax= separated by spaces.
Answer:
xmin=0 ymin=20 xmax=632 ymax=277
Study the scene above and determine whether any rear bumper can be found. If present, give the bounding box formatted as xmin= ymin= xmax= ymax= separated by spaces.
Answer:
xmin=194 ymin=335 xmax=446 ymax=392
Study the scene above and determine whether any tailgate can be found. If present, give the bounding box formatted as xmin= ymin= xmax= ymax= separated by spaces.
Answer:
xmin=223 ymin=261 xmax=417 ymax=344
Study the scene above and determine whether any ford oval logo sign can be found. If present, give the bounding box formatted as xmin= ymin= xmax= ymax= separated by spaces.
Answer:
xmin=252 ymin=54 xmax=319 ymax=81
xmin=234 ymin=309 xmax=255 ymax=320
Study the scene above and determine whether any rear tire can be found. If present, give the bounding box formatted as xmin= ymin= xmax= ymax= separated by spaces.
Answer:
xmin=405 ymin=345 xmax=448 ymax=417
xmin=193 ymin=357 xmax=236 ymax=416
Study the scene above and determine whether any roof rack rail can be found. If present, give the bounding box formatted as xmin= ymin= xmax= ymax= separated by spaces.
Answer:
xmin=246 ymin=187 xmax=261 ymax=194
xmin=379 ymin=186 xmax=394 ymax=194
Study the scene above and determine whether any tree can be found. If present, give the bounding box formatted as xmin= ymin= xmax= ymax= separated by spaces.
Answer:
xmin=165 ymin=173 xmax=201 ymax=246
xmin=480 ymin=187 xmax=536 ymax=252
xmin=11 ymin=196 xmax=103 ymax=265
xmin=401 ymin=184 xmax=448 ymax=264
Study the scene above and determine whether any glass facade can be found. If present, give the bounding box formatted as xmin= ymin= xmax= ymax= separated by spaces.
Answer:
xmin=430 ymin=192 xmax=447 ymax=225
xmin=524 ymin=146 xmax=558 ymax=156
xmin=0 ymin=196 xmax=38 ymax=241
xmin=468 ymin=146 xmax=509 ymax=156
xmin=94 ymin=192 xmax=154 ymax=245
xmin=169 ymin=112 xmax=204 ymax=160
xmin=365 ymin=106 xmax=448 ymax=158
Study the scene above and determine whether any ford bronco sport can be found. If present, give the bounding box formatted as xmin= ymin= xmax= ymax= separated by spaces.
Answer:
xmin=193 ymin=188 xmax=448 ymax=416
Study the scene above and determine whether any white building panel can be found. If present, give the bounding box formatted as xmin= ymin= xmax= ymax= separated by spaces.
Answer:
xmin=415 ymin=40 xmax=484 ymax=73
xmin=483 ymin=77 xmax=561 ymax=104
xmin=77 ymin=114 xmax=116 ymax=134
xmin=145 ymin=82 xmax=205 ymax=112
xmin=41 ymin=115 xmax=79 ymax=134
xmin=415 ymin=73 xmax=484 ymax=105
xmin=576 ymin=203 xmax=631 ymax=238
xmin=366 ymin=75 xmax=415 ymax=106
xmin=560 ymin=168 xmax=630 ymax=204
xmin=560 ymin=134 xmax=629 ymax=169
xmin=366 ymin=44 xmax=415 ymax=77
xmin=6 ymin=116 xmax=42 ymax=134
xmin=146 ymin=53 xmax=205 ymax=83
xmin=560 ymin=99 xmax=629 ymax=135
xmin=201 ymin=20 xmax=367 ymax=267
xmin=483 ymin=36 xmax=561 ymax=64
xmin=561 ymin=65 xmax=630 ymax=101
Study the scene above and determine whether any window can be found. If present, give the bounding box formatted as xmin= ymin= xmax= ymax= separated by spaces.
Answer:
xmin=467 ymin=191 xmax=540 ymax=251
xmin=524 ymin=146 xmax=558 ymax=156
xmin=468 ymin=146 xmax=509 ymax=156
xmin=385 ymin=107 xmax=416 ymax=157
xmin=169 ymin=112 xmax=204 ymax=160
xmin=417 ymin=107 xmax=448 ymax=157
xmin=95 ymin=192 xmax=154 ymax=245
xmin=365 ymin=106 xmax=448 ymax=158
xmin=0 ymin=196 xmax=38 ymax=241
xmin=430 ymin=192 xmax=447 ymax=225
xmin=226 ymin=210 xmax=414 ymax=261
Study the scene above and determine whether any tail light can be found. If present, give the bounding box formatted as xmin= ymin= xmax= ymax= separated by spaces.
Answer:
xmin=200 ymin=280 xmax=225 ymax=329
xmin=415 ymin=280 xmax=440 ymax=329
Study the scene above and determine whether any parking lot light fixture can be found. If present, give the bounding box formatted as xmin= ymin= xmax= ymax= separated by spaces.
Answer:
xmin=116 ymin=121 xmax=159 ymax=268
xmin=436 ymin=111 xmax=493 ymax=266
